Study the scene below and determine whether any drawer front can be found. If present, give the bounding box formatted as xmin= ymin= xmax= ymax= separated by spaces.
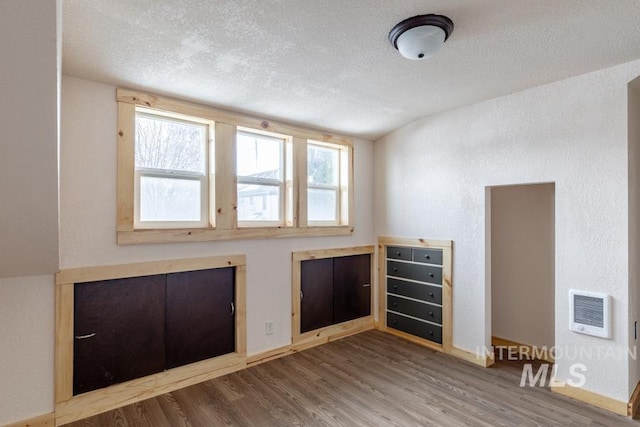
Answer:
xmin=387 ymin=312 xmax=442 ymax=344
xmin=387 ymin=246 xmax=412 ymax=261
xmin=387 ymin=295 xmax=442 ymax=324
xmin=387 ymin=278 xmax=442 ymax=305
xmin=412 ymin=248 xmax=443 ymax=265
xmin=387 ymin=260 xmax=442 ymax=284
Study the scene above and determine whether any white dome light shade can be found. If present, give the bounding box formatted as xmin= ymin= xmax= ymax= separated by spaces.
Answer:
xmin=396 ymin=25 xmax=446 ymax=60
xmin=389 ymin=14 xmax=454 ymax=61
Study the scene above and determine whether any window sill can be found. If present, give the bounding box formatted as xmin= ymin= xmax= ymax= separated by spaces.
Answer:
xmin=117 ymin=226 xmax=354 ymax=245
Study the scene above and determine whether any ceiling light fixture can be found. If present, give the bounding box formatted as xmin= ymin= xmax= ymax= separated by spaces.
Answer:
xmin=389 ymin=14 xmax=454 ymax=60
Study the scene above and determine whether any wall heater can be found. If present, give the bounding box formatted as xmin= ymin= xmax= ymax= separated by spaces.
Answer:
xmin=569 ymin=290 xmax=611 ymax=339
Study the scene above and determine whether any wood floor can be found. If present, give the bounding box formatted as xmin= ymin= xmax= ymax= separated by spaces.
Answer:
xmin=67 ymin=330 xmax=638 ymax=426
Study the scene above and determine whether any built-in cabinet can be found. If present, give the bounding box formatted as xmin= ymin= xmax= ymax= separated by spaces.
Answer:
xmin=73 ymin=267 xmax=235 ymax=395
xmin=165 ymin=268 xmax=235 ymax=368
xmin=292 ymin=246 xmax=375 ymax=345
xmin=73 ymin=274 xmax=167 ymax=394
xmin=378 ymin=237 xmax=452 ymax=352
xmin=55 ymin=256 xmax=247 ymax=426
xmin=300 ymin=254 xmax=371 ymax=333
xmin=300 ymin=258 xmax=333 ymax=333
xmin=333 ymin=255 xmax=371 ymax=324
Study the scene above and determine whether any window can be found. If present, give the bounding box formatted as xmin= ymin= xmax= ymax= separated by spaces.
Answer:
xmin=133 ymin=108 xmax=213 ymax=229
xmin=236 ymin=129 xmax=291 ymax=226
xmin=117 ymin=89 xmax=354 ymax=244
xmin=307 ymin=141 xmax=349 ymax=225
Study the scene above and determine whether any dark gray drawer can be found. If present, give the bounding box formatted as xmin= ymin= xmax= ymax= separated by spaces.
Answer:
xmin=387 ymin=246 xmax=411 ymax=261
xmin=387 ymin=260 xmax=442 ymax=285
xmin=412 ymin=248 xmax=443 ymax=265
xmin=387 ymin=278 xmax=442 ymax=305
xmin=387 ymin=312 xmax=442 ymax=344
xmin=387 ymin=295 xmax=442 ymax=324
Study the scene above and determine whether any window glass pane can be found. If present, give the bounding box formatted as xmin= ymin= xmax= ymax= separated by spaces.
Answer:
xmin=237 ymin=132 xmax=283 ymax=179
xmin=237 ymin=184 xmax=281 ymax=221
xmin=308 ymin=188 xmax=337 ymax=222
xmin=308 ymin=144 xmax=338 ymax=185
xmin=135 ymin=114 xmax=206 ymax=174
xmin=140 ymin=176 xmax=201 ymax=222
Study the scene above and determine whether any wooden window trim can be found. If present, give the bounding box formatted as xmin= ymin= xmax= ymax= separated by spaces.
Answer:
xmin=117 ymin=88 xmax=354 ymax=244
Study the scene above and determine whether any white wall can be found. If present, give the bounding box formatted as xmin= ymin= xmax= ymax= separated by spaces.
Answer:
xmin=0 ymin=1 xmax=60 ymax=424
xmin=490 ymin=183 xmax=555 ymax=349
xmin=60 ymin=76 xmax=375 ymax=355
xmin=628 ymin=77 xmax=640 ymax=396
xmin=374 ymin=59 xmax=640 ymax=402
xmin=0 ymin=0 xmax=59 ymax=278
xmin=0 ymin=275 xmax=55 ymax=425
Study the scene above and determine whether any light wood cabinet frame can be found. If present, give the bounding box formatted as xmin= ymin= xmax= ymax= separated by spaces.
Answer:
xmin=377 ymin=237 xmax=453 ymax=353
xmin=54 ymin=255 xmax=247 ymax=425
xmin=291 ymin=246 xmax=375 ymax=350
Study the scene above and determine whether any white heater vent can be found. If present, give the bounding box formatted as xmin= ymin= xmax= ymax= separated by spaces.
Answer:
xmin=569 ymin=290 xmax=611 ymax=339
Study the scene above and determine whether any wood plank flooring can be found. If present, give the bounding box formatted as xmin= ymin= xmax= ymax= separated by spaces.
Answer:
xmin=67 ymin=330 xmax=639 ymax=426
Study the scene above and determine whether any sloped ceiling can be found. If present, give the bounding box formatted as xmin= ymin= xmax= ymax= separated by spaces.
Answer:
xmin=63 ymin=0 xmax=640 ymax=140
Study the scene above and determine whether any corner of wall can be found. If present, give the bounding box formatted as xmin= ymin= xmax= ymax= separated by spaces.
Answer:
xmin=627 ymin=75 xmax=640 ymax=397
xmin=484 ymin=186 xmax=492 ymax=348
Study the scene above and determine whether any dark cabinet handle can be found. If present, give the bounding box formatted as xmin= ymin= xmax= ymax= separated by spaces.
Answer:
xmin=425 ymin=255 xmax=430 ymax=260
xmin=429 ymin=331 xmax=434 ymax=336
xmin=393 ymin=267 xmax=398 ymax=272
xmin=392 ymin=320 xmax=398 ymax=325
xmin=230 ymin=302 xmax=235 ymax=316
xmin=428 ymin=292 xmax=434 ymax=297
xmin=429 ymin=311 xmax=433 ymax=317
xmin=393 ymin=302 xmax=398 ymax=307
xmin=393 ymin=285 xmax=398 ymax=290
xmin=75 ymin=333 xmax=96 ymax=340
xmin=396 ymin=251 xmax=401 ymax=256
xmin=429 ymin=273 xmax=434 ymax=278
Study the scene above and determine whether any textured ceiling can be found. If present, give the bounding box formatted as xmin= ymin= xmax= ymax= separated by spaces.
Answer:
xmin=62 ymin=0 xmax=640 ymax=140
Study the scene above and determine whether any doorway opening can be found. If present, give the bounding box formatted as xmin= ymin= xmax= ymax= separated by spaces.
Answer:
xmin=488 ymin=182 xmax=555 ymax=363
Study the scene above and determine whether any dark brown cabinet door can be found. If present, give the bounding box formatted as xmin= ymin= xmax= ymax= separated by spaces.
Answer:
xmin=333 ymin=254 xmax=371 ymax=324
xmin=300 ymin=258 xmax=334 ymax=333
xmin=165 ymin=268 xmax=235 ymax=369
xmin=73 ymin=275 xmax=166 ymax=395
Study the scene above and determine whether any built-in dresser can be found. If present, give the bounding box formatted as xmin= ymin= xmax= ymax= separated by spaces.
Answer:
xmin=378 ymin=237 xmax=452 ymax=353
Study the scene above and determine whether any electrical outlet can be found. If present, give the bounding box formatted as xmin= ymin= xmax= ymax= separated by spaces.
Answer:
xmin=265 ymin=320 xmax=274 ymax=335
